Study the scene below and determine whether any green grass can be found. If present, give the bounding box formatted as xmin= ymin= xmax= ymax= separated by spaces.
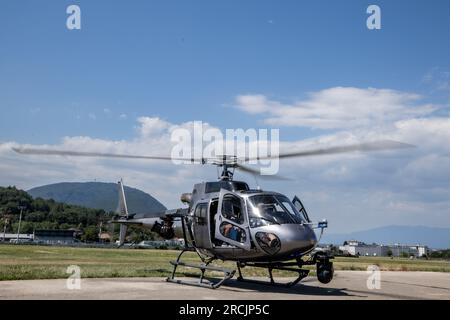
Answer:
xmin=0 ymin=245 xmax=449 ymax=281
xmin=333 ymin=256 xmax=450 ymax=273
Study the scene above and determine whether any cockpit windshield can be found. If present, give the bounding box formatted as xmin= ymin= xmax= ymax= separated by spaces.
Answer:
xmin=247 ymin=194 xmax=305 ymax=227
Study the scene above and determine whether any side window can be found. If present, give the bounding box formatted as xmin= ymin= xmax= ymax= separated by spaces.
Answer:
xmin=293 ymin=196 xmax=310 ymax=222
xmin=194 ymin=204 xmax=207 ymax=225
xmin=221 ymin=195 xmax=244 ymax=224
xmin=200 ymin=205 xmax=207 ymax=219
xmin=281 ymin=200 xmax=305 ymax=223
xmin=219 ymin=222 xmax=246 ymax=243
xmin=210 ymin=199 xmax=218 ymax=215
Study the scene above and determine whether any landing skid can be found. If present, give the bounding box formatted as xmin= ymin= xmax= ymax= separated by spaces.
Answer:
xmin=166 ymin=249 xmax=235 ymax=289
xmin=236 ymin=261 xmax=310 ymax=288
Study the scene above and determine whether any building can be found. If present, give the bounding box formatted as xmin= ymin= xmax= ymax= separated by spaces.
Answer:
xmin=339 ymin=240 xmax=428 ymax=258
xmin=339 ymin=240 xmax=389 ymax=257
xmin=98 ymin=232 xmax=112 ymax=243
xmin=34 ymin=229 xmax=76 ymax=244
xmin=389 ymin=244 xmax=429 ymax=258
xmin=1 ymin=233 xmax=34 ymax=242
xmin=136 ymin=238 xmax=185 ymax=249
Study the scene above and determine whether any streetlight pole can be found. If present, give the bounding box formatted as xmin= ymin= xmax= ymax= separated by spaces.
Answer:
xmin=16 ymin=206 xmax=25 ymax=243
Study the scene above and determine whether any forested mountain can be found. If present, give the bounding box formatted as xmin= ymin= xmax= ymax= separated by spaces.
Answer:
xmin=0 ymin=185 xmax=162 ymax=242
xmin=0 ymin=186 xmax=108 ymax=241
xmin=28 ymin=182 xmax=166 ymax=214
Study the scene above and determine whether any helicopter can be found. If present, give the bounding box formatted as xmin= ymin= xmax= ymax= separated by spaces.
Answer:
xmin=13 ymin=140 xmax=412 ymax=289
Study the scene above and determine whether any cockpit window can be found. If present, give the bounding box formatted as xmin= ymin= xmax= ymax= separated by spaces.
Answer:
xmin=221 ymin=194 xmax=245 ymax=224
xmin=247 ymin=195 xmax=305 ymax=226
xmin=205 ymin=181 xmax=249 ymax=193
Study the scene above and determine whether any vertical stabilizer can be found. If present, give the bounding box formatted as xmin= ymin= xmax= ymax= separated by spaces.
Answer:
xmin=117 ymin=179 xmax=129 ymax=246
xmin=117 ymin=178 xmax=129 ymax=218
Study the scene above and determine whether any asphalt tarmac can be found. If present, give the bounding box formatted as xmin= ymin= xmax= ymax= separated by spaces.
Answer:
xmin=1 ymin=271 xmax=449 ymax=300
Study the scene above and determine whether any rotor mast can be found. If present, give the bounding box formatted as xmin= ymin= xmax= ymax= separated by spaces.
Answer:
xmin=217 ymin=155 xmax=236 ymax=181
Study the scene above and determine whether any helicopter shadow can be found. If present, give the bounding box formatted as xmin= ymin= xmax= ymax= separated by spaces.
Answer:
xmin=146 ymin=269 xmax=362 ymax=297
xmin=220 ymin=278 xmax=361 ymax=297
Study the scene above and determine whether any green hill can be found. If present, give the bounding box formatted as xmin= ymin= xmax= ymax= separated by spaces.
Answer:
xmin=0 ymin=185 xmax=166 ymax=242
xmin=0 ymin=186 xmax=108 ymax=240
xmin=28 ymin=182 xmax=166 ymax=214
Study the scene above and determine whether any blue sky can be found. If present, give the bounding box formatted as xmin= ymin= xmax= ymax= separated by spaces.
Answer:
xmin=1 ymin=0 xmax=449 ymax=143
xmin=1 ymin=1 xmax=450 ymax=233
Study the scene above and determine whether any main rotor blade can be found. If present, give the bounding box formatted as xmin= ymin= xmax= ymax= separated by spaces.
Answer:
xmin=13 ymin=140 xmax=414 ymax=165
xmin=235 ymin=163 xmax=290 ymax=181
xmin=243 ymin=140 xmax=415 ymax=162
xmin=12 ymin=147 xmax=204 ymax=163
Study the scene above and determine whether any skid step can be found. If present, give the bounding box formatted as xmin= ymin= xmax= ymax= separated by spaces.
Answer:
xmin=237 ymin=262 xmax=310 ymax=288
xmin=166 ymin=249 xmax=236 ymax=289
xmin=170 ymin=261 xmax=233 ymax=274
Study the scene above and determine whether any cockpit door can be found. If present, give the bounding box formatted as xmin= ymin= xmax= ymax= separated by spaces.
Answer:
xmin=215 ymin=188 xmax=251 ymax=250
xmin=293 ymin=196 xmax=311 ymax=223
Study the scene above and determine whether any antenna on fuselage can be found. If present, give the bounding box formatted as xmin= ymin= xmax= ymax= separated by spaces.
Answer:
xmin=253 ymin=174 xmax=261 ymax=191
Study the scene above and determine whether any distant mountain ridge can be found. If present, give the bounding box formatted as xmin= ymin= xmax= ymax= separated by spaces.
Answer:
xmin=28 ymin=182 xmax=166 ymax=214
xmin=321 ymin=225 xmax=450 ymax=249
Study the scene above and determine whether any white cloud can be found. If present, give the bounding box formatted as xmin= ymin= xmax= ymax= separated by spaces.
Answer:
xmin=233 ymin=88 xmax=450 ymax=231
xmin=137 ymin=117 xmax=172 ymax=138
xmin=0 ymin=118 xmax=222 ymax=207
xmin=235 ymin=94 xmax=281 ymax=114
xmin=0 ymin=118 xmax=256 ymax=206
xmin=422 ymin=67 xmax=450 ymax=93
xmin=394 ymin=118 xmax=450 ymax=153
xmin=88 ymin=113 xmax=97 ymax=120
xmin=235 ymin=87 xmax=436 ymax=129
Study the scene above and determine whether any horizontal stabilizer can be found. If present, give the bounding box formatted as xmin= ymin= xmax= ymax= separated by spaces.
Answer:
xmin=164 ymin=208 xmax=189 ymax=217
xmin=109 ymin=219 xmax=143 ymax=225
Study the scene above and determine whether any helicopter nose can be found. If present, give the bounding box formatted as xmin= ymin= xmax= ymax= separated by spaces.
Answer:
xmin=252 ymin=224 xmax=318 ymax=256
xmin=282 ymin=224 xmax=317 ymax=253
xmin=298 ymin=225 xmax=317 ymax=246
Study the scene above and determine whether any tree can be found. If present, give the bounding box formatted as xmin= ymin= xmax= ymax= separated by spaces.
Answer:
xmin=81 ymin=226 xmax=98 ymax=242
xmin=0 ymin=186 xmax=111 ymax=236
xmin=387 ymin=249 xmax=393 ymax=257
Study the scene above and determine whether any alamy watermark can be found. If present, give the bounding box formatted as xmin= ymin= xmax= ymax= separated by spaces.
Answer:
xmin=65 ymin=5 xmax=382 ymax=32
xmin=366 ymin=265 xmax=381 ymax=290
xmin=367 ymin=5 xmax=381 ymax=30
xmin=170 ymin=122 xmax=280 ymax=176
xmin=66 ymin=5 xmax=81 ymax=30
xmin=66 ymin=265 xmax=81 ymax=290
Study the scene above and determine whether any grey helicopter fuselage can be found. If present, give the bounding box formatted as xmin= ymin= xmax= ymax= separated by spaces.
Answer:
xmin=123 ymin=179 xmax=318 ymax=263
xmin=186 ymin=180 xmax=317 ymax=262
